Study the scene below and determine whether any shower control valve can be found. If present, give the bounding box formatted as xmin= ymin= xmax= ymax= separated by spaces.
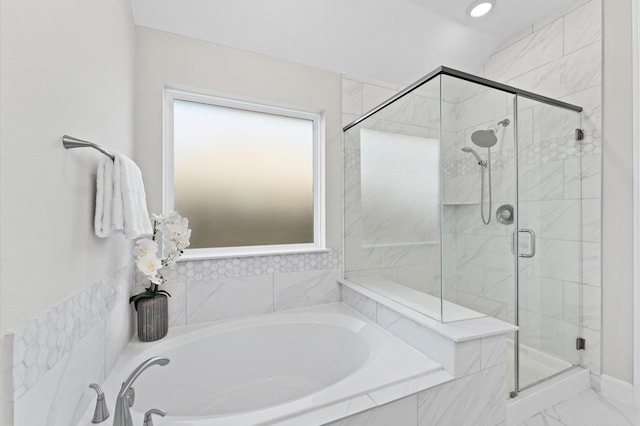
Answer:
xmin=496 ymin=204 xmax=514 ymax=225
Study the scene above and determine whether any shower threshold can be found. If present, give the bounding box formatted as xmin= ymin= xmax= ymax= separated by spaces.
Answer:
xmin=506 ymin=367 xmax=590 ymax=424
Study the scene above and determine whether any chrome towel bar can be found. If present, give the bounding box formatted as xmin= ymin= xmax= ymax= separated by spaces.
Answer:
xmin=62 ymin=135 xmax=115 ymax=160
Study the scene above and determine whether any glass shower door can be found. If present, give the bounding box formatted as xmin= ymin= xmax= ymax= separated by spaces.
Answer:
xmin=515 ymin=96 xmax=583 ymax=390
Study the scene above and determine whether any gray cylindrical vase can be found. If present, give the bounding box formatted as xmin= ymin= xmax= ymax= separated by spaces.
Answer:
xmin=136 ymin=294 xmax=169 ymax=342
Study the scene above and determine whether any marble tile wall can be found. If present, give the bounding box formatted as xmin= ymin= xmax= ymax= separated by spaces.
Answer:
xmin=4 ymin=263 xmax=135 ymax=426
xmin=339 ymin=285 xmax=508 ymax=425
xmin=136 ymin=250 xmax=342 ymax=327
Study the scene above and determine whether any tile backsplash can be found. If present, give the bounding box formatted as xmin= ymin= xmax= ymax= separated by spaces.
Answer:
xmin=5 ymin=263 xmax=135 ymax=426
xmin=137 ymin=249 xmax=342 ymax=327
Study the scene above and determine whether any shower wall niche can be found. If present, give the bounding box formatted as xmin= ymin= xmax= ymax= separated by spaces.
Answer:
xmin=343 ymin=66 xmax=583 ymax=394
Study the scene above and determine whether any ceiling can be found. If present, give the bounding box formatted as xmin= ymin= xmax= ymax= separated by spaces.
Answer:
xmin=131 ymin=0 xmax=576 ymax=86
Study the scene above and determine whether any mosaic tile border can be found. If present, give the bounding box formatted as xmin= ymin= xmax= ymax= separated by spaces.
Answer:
xmin=138 ymin=249 xmax=342 ymax=286
xmin=346 ymin=136 xmax=600 ymax=178
xmin=9 ymin=263 xmax=133 ymax=400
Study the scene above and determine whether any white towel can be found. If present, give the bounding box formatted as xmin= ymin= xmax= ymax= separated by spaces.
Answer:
xmin=95 ymin=156 xmax=114 ymax=238
xmin=95 ymin=152 xmax=153 ymax=239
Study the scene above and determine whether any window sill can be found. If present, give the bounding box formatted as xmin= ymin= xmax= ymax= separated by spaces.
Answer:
xmin=179 ymin=245 xmax=331 ymax=261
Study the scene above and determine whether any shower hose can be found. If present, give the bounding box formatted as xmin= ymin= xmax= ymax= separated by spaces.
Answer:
xmin=480 ymin=149 xmax=492 ymax=225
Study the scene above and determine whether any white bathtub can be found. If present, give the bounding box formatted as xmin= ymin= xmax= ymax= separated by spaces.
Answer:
xmin=88 ymin=303 xmax=450 ymax=425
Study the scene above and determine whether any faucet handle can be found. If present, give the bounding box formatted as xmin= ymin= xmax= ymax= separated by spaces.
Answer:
xmin=88 ymin=383 xmax=110 ymax=423
xmin=143 ymin=408 xmax=167 ymax=426
xmin=125 ymin=386 xmax=135 ymax=407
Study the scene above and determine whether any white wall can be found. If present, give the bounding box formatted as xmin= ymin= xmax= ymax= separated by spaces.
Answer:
xmin=602 ymin=0 xmax=634 ymax=384
xmin=0 ymin=0 xmax=136 ymax=422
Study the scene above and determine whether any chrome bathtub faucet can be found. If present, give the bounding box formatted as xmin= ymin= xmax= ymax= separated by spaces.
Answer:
xmin=113 ymin=356 xmax=170 ymax=426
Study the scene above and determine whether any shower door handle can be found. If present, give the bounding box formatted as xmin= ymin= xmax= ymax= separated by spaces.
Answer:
xmin=512 ymin=228 xmax=536 ymax=258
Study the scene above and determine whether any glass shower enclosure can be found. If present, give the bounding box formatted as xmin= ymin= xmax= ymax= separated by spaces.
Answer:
xmin=342 ymin=66 xmax=583 ymax=396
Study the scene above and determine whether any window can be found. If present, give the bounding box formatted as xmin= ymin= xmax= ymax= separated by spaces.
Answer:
xmin=164 ymin=89 xmax=325 ymax=258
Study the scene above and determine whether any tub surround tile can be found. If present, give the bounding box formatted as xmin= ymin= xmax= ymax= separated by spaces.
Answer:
xmin=274 ymin=269 xmax=341 ymax=311
xmin=186 ymin=274 xmax=274 ymax=324
xmin=376 ymin=304 xmax=457 ymax=375
xmin=176 ymin=253 xmax=342 ymax=326
xmin=14 ymin=320 xmax=106 ymax=426
xmin=277 ymin=394 xmax=377 ymax=426
xmin=174 ymin=249 xmax=341 ymax=281
xmin=341 ymin=285 xmax=377 ymax=321
xmin=337 ymin=284 xmax=510 ymax=424
xmin=161 ymin=278 xmax=187 ymax=327
xmin=417 ymin=363 xmax=507 ymax=426
xmin=324 ymin=395 xmax=418 ymax=426
xmin=105 ymin=270 xmax=136 ymax=372
xmin=9 ymin=263 xmax=133 ymax=402
xmin=481 ymin=335 xmax=508 ymax=370
xmin=340 ymin=280 xmax=516 ymax=342
xmin=366 ymin=370 xmax=453 ymax=407
xmin=367 ymin=298 xmax=511 ymax=378
xmin=455 ymin=340 xmax=482 ymax=377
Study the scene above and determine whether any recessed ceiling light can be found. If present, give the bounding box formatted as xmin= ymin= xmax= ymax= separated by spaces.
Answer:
xmin=468 ymin=1 xmax=495 ymax=18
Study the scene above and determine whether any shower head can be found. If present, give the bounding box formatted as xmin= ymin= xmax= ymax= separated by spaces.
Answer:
xmin=471 ymin=129 xmax=497 ymax=147
xmin=461 ymin=146 xmax=485 ymax=167
xmin=470 ymin=118 xmax=510 ymax=148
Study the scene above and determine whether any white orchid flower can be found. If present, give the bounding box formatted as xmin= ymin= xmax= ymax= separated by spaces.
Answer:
xmin=133 ymin=211 xmax=191 ymax=292
xmin=136 ymin=253 xmax=162 ymax=277
xmin=133 ymin=238 xmax=158 ymax=259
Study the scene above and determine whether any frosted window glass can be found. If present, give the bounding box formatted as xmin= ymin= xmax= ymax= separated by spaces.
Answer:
xmin=173 ymin=99 xmax=314 ymax=249
xmin=360 ymin=129 xmax=440 ymax=246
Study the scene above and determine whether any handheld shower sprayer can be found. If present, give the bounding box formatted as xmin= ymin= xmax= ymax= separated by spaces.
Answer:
xmin=461 ymin=147 xmax=486 ymax=167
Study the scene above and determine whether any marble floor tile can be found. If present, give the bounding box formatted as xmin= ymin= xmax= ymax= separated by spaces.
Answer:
xmin=516 ymin=389 xmax=640 ymax=426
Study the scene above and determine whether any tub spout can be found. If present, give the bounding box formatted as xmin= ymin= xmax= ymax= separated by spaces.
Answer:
xmin=113 ymin=356 xmax=170 ymax=426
